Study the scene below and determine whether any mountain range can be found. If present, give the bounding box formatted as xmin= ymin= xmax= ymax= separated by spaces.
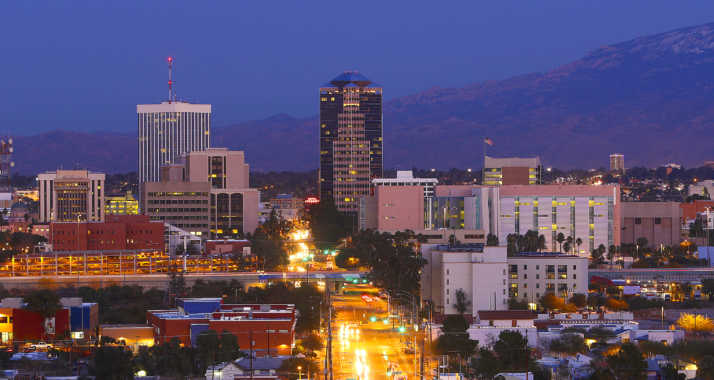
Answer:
xmin=13 ymin=22 xmax=714 ymax=175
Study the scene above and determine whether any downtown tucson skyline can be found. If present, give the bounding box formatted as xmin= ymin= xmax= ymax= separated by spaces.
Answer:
xmin=1 ymin=1 xmax=713 ymax=135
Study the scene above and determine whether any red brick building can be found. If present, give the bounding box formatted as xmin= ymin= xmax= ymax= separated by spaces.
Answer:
xmin=147 ymin=299 xmax=296 ymax=356
xmin=50 ymin=215 xmax=164 ymax=252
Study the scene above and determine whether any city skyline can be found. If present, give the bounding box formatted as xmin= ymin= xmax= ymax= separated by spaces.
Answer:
xmin=1 ymin=2 xmax=714 ymax=135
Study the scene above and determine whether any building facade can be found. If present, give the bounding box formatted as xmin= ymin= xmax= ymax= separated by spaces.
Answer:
xmin=50 ymin=215 xmax=164 ymax=252
xmin=484 ymin=156 xmax=541 ymax=185
xmin=319 ymin=72 xmax=382 ymax=213
xmin=421 ymin=244 xmax=508 ymax=316
xmin=105 ymin=191 xmax=139 ymax=215
xmin=621 ymin=202 xmax=681 ymax=247
xmin=142 ymin=148 xmax=259 ymax=239
xmin=498 ymin=185 xmax=621 ymax=255
xmin=609 ymin=154 xmax=625 ymax=172
xmin=137 ymin=101 xmax=211 ymax=185
xmin=38 ymin=170 xmax=105 ymax=223
xmin=506 ymin=253 xmax=589 ymax=302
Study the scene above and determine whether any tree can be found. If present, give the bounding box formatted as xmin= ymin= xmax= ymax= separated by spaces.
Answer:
xmin=676 ymin=313 xmax=714 ymax=333
xmin=279 ymin=357 xmax=319 ymax=380
xmin=636 ymin=237 xmax=649 ymax=258
xmin=300 ymin=333 xmax=323 ymax=355
xmin=471 ymin=348 xmax=500 ymax=379
xmin=168 ymin=265 xmax=186 ymax=305
xmin=537 ymin=235 xmax=546 ymax=252
xmin=454 ymin=289 xmax=470 ymax=315
xmin=434 ymin=314 xmax=478 ymax=361
xmin=308 ymin=198 xmax=350 ymax=244
xmin=568 ymin=293 xmax=587 ymax=308
xmin=548 ymin=334 xmax=586 ymax=356
xmin=607 ymin=245 xmax=617 ymax=265
xmin=91 ymin=346 xmax=135 ymax=380
xmin=249 ymin=228 xmax=288 ymax=271
xmin=486 ymin=234 xmax=499 ymax=247
xmin=698 ymin=355 xmax=714 ymax=380
xmin=659 ymin=363 xmax=685 ymax=380
xmin=556 ymin=233 xmax=565 ymax=252
xmin=575 ymin=237 xmax=583 ymax=254
xmin=23 ymin=289 xmax=61 ymax=319
xmin=196 ymin=330 xmax=241 ymax=374
xmin=493 ymin=331 xmax=530 ymax=371
xmin=606 ymin=342 xmax=647 ymax=380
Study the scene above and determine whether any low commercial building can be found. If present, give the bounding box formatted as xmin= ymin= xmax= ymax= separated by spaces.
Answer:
xmin=148 ymin=299 xmax=296 ymax=356
xmin=205 ymin=239 xmax=251 ymax=255
xmin=506 ymin=253 xmax=588 ymax=302
xmin=621 ymin=202 xmax=681 ymax=247
xmin=99 ymin=324 xmax=155 ymax=351
xmin=467 ymin=310 xmax=538 ymax=348
xmin=421 ymin=244 xmax=508 ymax=317
xmin=50 ymin=215 xmax=164 ymax=252
xmin=0 ymin=297 xmax=97 ymax=344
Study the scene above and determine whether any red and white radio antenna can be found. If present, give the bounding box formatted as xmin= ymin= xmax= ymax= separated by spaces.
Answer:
xmin=167 ymin=56 xmax=175 ymax=103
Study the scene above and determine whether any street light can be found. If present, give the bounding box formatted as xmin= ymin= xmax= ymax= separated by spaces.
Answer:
xmin=297 ymin=365 xmax=302 ymax=380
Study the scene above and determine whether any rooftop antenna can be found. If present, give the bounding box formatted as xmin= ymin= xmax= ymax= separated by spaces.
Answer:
xmin=167 ymin=56 xmax=175 ymax=103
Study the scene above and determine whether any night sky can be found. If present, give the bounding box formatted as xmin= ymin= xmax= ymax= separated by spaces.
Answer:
xmin=1 ymin=1 xmax=713 ymax=134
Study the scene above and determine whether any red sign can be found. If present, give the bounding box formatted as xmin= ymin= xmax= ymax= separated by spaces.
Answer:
xmin=361 ymin=294 xmax=373 ymax=303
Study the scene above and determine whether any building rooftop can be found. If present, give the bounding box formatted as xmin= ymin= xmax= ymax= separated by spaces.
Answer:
xmin=510 ymin=252 xmax=582 ymax=258
xmin=484 ymin=156 xmax=541 ymax=168
xmin=435 ymin=243 xmax=485 ymax=252
xmin=478 ymin=310 xmax=538 ymax=320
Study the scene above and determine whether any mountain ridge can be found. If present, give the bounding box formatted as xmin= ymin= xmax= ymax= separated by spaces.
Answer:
xmin=12 ymin=21 xmax=714 ymax=174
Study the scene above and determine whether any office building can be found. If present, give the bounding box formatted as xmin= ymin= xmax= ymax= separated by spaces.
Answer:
xmin=50 ymin=215 xmax=164 ymax=252
xmin=621 ymin=202 xmax=681 ymax=247
xmin=360 ymin=183 xmax=499 ymax=240
xmin=38 ymin=170 xmax=105 ymax=223
xmin=484 ymin=156 xmax=541 ymax=185
xmin=147 ymin=299 xmax=296 ymax=356
xmin=498 ymin=185 xmax=620 ymax=256
xmin=421 ymin=244 xmax=508 ymax=317
xmin=506 ymin=253 xmax=588 ymax=302
xmin=137 ymin=101 xmax=211 ymax=184
xmin=609 ymin=154 xmax=625 ymax=172
xmin=319 ymin=71 xmax=382 ymax=213
xmin=142 ymin=148 xmax=259 ymax=238
xmin=105 ymin=191 xmax=139 ymax=215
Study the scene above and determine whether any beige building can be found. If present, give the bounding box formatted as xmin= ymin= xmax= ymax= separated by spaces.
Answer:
xmin=38 ymin=170 xmax=105 ymax=222
xmin=142 ymin=148 xmax=259 ymax=239
xmin=421 ymin=244 xmax=508 ymax=316
xmin=610 ymin=153 xmax=625 ymax=172
xmin=621 ymin=202 xmax=681 ymax=247
xmin=506 ymin=253 xmax=589 ymax=302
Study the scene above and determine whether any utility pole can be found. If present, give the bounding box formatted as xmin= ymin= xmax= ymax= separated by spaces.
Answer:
xmin=327 ymin=289 xmax=333 ymax=380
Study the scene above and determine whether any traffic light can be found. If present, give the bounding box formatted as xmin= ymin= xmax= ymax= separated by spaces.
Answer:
xmin=369 ymin=316 xmax=377 ymax=323
xmin=398 ymin=326 xmax=406 ymax=333
xmin=383 ymin=318 xmax=389 ymax=325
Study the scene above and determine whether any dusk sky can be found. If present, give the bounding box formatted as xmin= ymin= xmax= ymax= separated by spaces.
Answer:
xmin=1 ymin=1 xmax=713 ymax=134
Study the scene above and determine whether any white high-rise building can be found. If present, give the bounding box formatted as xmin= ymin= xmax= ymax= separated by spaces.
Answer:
xmin=137 ymin=102 xmax=211 ymax=184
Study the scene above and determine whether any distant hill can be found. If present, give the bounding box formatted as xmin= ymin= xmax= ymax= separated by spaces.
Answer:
xmin=13 ymin=22 xmax=714 ymax=174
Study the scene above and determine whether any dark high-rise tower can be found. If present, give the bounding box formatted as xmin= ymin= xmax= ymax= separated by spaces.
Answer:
xmin=319 ymin=71 xmax=383 ymax=213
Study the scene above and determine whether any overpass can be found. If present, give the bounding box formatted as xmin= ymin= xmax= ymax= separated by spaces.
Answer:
xmin=0 ymin=271 xmax=369 ymax=290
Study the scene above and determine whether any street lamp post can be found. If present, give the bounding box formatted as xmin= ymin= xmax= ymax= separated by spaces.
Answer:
xmin=298 ymin=365 xmax=303 ymax=380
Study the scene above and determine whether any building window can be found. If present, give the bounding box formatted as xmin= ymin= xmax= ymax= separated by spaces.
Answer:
xmin=536 ymin=283 xmax=540 ymax=289
xmin=536 ymin=265 xmax=540 ymax=270
xmin=655 ymin=217 xmax=662 ymax=225
xmin=524 ymin=274 xmax=528 ymax=279
xmin=635 ymin=217 xmax=642 ymax=225
xmin=573 ymin=274 xmax=577 ymax=280
xmin=523 ymin=265 xmax=528 ymax=270
xmin=536 ymin=274 xmax=540 ymax=279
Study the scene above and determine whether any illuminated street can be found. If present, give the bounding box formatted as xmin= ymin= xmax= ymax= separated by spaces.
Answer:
xmin=328 ymin=285 xmax=430 ymax=380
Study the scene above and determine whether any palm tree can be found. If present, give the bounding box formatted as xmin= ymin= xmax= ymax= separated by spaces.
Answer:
xmin=538 ymin=235 xmax=546 ymax=252
xmin=566 ymin=236 xmax=574 ymax=254
xmin=575 ymin=238 xmax=583 ymax=254
xmin=556 ymin=233 xmax=565 ymax=253
xmin=454 ymin=289 xmax=470 ymax=315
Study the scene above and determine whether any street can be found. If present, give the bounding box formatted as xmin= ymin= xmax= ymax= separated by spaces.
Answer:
xmin=326 ymin=285 xmax=430 ymax=380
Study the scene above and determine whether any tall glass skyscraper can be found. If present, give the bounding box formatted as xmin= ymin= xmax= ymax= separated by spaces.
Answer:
xmin=137 ymin=102 xmax=211 ymax=184
xmin=319 ymin=72 xmax=383 ymax=213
